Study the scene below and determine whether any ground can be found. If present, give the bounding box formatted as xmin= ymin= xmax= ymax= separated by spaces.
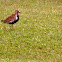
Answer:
xmin=0 ymin=0 xmax=62 ymax=62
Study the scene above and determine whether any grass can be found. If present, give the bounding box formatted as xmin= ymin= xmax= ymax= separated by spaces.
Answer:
xmin=0 ymin=0 xmax=62 ymax=62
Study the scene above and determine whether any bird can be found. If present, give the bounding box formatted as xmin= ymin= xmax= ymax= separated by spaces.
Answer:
xmin=1 ymin=10 xmax=21 ymax=30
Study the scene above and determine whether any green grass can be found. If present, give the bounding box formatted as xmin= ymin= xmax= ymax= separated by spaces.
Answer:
xmin=0 ymin=0 xmax=62 ymax=62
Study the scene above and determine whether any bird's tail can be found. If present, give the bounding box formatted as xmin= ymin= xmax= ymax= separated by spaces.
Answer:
xmin=1 ymin=20 xmax=6 ymax=23
xmin=0 ymin=20 xmax=4 ymax=22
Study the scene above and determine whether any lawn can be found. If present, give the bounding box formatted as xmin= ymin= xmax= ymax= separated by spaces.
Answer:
xmin=0 ymin=0 xmax=62 ymax=62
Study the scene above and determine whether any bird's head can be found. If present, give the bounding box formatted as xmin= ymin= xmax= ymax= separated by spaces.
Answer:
xmin=15 ymin=10 xmax=21 ymax=14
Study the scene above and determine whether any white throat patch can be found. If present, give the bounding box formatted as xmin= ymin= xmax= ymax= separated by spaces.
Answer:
xmin=15 ymin=15 xmax=18 ymax=20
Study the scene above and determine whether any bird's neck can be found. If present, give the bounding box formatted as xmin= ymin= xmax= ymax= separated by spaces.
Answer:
xmin=15 ymin=12 xmax=19 ymax=20
xmin=15 ymin=12 xmax=19 ymax=16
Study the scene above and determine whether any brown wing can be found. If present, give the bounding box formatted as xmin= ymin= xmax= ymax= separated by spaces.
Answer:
xmin=3 ymin=14 xmax=16 ymax=23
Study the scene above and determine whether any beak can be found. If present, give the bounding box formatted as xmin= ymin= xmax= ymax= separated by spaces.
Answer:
xmin=19 ymin=11 xmax=21 ymax=13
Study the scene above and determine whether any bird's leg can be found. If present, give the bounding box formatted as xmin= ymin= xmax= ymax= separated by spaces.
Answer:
xmin=10 ymin=24 xmax=13 ymax=30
